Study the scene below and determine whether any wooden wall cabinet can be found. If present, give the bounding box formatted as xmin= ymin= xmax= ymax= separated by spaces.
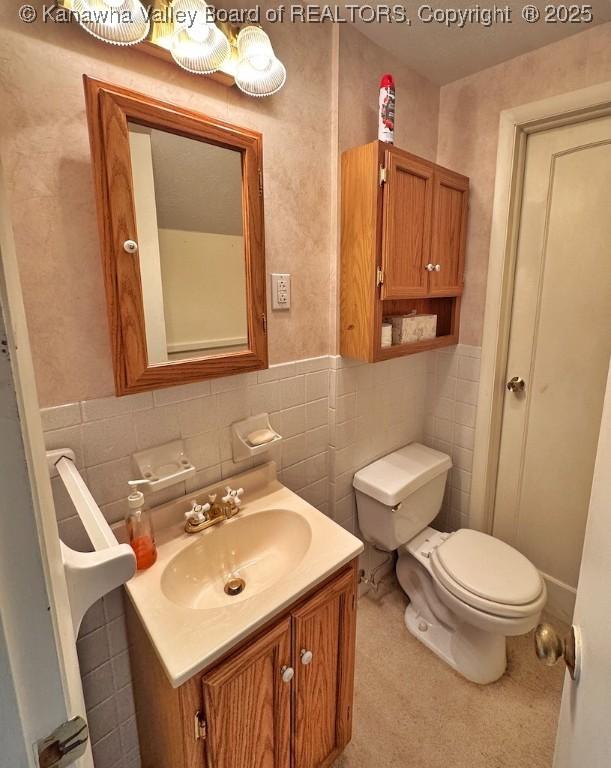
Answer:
xmin=127 ymin=561 xmax=358 ymax=768
xmin=340 ymin=140 xmax=469 ymax=362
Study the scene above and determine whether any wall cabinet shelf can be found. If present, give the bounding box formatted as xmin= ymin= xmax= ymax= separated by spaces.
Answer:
xmin=126 ymin=560 xmax=358 ymax=768
xmin=340 ymin=140 xmax=469 ymax=362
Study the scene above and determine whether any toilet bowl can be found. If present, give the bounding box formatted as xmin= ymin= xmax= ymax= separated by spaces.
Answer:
xmin=354 ymin=443 xmax=546 ymax=684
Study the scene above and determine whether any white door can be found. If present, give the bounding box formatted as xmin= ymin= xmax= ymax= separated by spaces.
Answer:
xmin=553 ymin=360 xmax=611 ymax=766
xmin=493 ymin=116 xmax=611 ymax=621
xmin=0 ymin=166 xmax=92 ymax=767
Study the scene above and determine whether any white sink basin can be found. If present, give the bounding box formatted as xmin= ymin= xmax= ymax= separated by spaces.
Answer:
xmin=161 ymin=509 xmax=312 ymax=609
xmin=124 ymin=462 xmax=363 ymax=686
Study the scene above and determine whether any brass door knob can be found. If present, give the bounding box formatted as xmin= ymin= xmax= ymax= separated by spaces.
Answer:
xmin=507 ymin=376 xmax=526 ymax=393
xmin=534 ymin=623 xmax=581 ymax=681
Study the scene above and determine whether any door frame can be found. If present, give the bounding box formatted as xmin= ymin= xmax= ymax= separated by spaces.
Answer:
xmin=470 ymin=81 xmax=611 ymax=534
xmin=0 ymin=161 xmax=92 ymax=766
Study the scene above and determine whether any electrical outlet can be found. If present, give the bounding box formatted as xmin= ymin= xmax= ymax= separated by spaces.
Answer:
xmin=271 ymin=273 xmax=291 ymax=310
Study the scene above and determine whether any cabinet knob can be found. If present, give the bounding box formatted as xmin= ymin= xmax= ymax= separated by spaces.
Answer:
xmin=123 ymin=239 xmax=138 ymax=254
xmin=434 ymin=264 xmax=441 ymax=272
xmin=300 ymin=649 xmax=313 ymax=665
xmin=424 ymin=263 xmax=435 ymax=272
xmin=280 ymin=666 xmax=294 ymax=683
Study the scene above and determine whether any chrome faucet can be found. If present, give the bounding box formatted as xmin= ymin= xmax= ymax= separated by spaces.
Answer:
xmin=184 ymin=487 xmax=244 ymax=533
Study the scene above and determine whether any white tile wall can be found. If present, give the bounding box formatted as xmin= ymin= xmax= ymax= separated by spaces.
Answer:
xmin=327 ymin=352 xmax=430 ymax=582
xmin=77 ymin=590 xmax=140 ymax=768
xmin=42 ymin=347 xmax=474 ymax=768
xmin=423 ymin=344 xmax=482 ymax=532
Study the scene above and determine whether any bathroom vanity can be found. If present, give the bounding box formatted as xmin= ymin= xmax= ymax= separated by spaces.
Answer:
xmin=123 ymin=463 xmax=363 ymax=768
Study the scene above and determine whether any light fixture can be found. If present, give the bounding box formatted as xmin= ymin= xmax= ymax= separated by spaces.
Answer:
xmin=71 ymin=0 xmax=150 ymax=46
xmin=235 ymin=26 xmax=286 ymax=98
xmin=58 ymin=0 xmax=286 ymax=96
xmin=170 ymin=0 xmax=231 ymax=75
xmin=147 ymin=0 xmax=176 ymax=50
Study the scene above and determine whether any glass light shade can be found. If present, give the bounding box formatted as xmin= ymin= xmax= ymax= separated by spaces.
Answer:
xmin=71 ymin=0 xmax=150 ymax=45
xmin=235 ymin=26 xmax=286 ymax=98
xmin=170 ymin=0 xmax=230 ymax=74
xmin=171 ymin=0 xmax=210 ymax=28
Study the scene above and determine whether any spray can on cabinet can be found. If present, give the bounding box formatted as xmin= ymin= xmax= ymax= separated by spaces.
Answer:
xmin=378 ymin=74 xmax=395 ymax=144
xmin=126 ymin=480 xmax=157 ymax=570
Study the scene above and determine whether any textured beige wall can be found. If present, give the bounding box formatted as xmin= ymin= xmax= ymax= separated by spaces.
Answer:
xmin=437 ymin=23 xmax=611 ymax=347
xmin=338 ymin=24 xmax=440 ymax=157
xmin=6 ymin=10 xmax=608 ymax=404
xmin=0 ymin=8 xmax=333 ymax=405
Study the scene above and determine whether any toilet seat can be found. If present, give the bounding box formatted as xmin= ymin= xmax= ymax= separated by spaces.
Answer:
xmin=430 ymin=529 xmax=546 ymax=619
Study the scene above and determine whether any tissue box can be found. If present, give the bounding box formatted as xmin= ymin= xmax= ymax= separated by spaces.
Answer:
xmin=381 ymin=322 xmax=392 ymax=348
xmin=387 ymin=314 xmax=437 ymax=345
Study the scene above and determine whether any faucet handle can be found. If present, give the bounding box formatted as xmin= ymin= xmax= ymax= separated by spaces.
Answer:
xmin=222 ymin=486 xmax=244 ymax=510
xmin=185 ymin=501 xmax=210 ymax=524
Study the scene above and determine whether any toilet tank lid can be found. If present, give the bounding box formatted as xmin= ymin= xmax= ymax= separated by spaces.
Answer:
xmin=353 ymin=443 xmax=452 ymax=507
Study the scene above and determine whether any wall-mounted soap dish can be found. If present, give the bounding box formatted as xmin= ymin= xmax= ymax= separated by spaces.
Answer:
xmin=232 ymin=413 xmax=282 ymax=462
xmin=132 ymin=440 xmax=196 ymax=491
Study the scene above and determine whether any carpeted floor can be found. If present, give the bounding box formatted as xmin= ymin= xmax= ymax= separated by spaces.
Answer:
xmin=335 ymin=582 xmax=566 ymax=768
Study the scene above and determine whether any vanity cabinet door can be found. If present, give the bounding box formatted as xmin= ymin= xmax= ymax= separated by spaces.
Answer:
xmin=292 ymin=568 xmax=357 ymax=768
xmin=428 ymin=167 xmax=469 ymax=297
xmin=380 ymin=148 xmax=435 ymax=300
xmin=201 ymin=617 xmax=292 ymax=768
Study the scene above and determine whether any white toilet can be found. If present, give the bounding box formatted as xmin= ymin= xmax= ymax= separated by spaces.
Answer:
xmin=353 ymin=442 xmax=547 ymax=684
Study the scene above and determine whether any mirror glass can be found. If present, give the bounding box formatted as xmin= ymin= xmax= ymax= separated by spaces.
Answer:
xmin=128 ymin=122 xmax=248 ymax=363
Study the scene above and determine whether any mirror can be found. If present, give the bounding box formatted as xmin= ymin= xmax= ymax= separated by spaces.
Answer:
xmin=84 ymin=77 xmax=268 ymax=395
xmin=128 ymin=124 xmax=249 ymax=363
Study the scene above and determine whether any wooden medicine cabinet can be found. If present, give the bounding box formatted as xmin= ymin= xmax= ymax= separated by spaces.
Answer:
xmin=340 ymin=140 xmax=469 ymax=362
xmin=84 ymin=77 xmax=268 ymax=395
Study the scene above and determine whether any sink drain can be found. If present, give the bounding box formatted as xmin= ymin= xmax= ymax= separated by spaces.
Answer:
xmin=224 ymin=577 xmax=246 ymax=596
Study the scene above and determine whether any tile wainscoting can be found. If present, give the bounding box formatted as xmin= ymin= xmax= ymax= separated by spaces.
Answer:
xmin=424 ymin=344 xmax=482 ymax=532
xmin=41 ymin=345 xmax=479 ymax=768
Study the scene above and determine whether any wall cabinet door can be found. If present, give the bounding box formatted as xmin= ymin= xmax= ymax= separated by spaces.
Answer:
xmin=202 ymin=618 xmax=292 ymax=768
xmin=292 ymin=569 xmax=357 ymax=768
xmin=381 ymin=149 xmax=434 ymax=300
xmin=428 ymin=167 xmax=469 ymax=296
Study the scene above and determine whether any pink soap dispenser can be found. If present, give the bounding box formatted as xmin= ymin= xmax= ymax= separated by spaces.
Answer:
xmin=126 ymin=480 xmax=157 ymax=571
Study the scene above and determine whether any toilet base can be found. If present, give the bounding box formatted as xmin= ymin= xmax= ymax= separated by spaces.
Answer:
xmin=397 ymin=548 xmax=508 ymax=684
xmin=403 ymin=603 xmax=507 ymax=685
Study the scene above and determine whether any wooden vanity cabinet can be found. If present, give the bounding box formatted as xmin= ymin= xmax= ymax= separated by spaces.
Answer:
xmin=340 ymin=140 xmax=469 ymax=362
xmin=127 ymin=561 xmax=358 ymax=768
xmin=202 ymin=618 xmax=292 ymax=768
xmin=292 ymin=567 xmax=356 ymax=768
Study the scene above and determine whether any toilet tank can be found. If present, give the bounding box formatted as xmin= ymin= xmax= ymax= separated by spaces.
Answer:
xmin=353 ymin=443 xmax=452 ymax=551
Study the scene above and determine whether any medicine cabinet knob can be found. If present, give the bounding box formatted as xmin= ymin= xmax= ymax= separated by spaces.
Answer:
xmin=281 ymin=665 xmax=294 ymax=683
xmin=300 ymin=649 xmax=313 ymax=665
xmin=425 ymin=263 xmax=435 ymax=272
xmin=434 ymin=264 xmax=441 ymax=272
xmin=123 ymin=239 xmax=139 ymax=254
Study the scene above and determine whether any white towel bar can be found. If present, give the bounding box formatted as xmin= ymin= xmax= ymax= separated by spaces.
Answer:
xmin=47 ymin=449 xmax=136 ymax=637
